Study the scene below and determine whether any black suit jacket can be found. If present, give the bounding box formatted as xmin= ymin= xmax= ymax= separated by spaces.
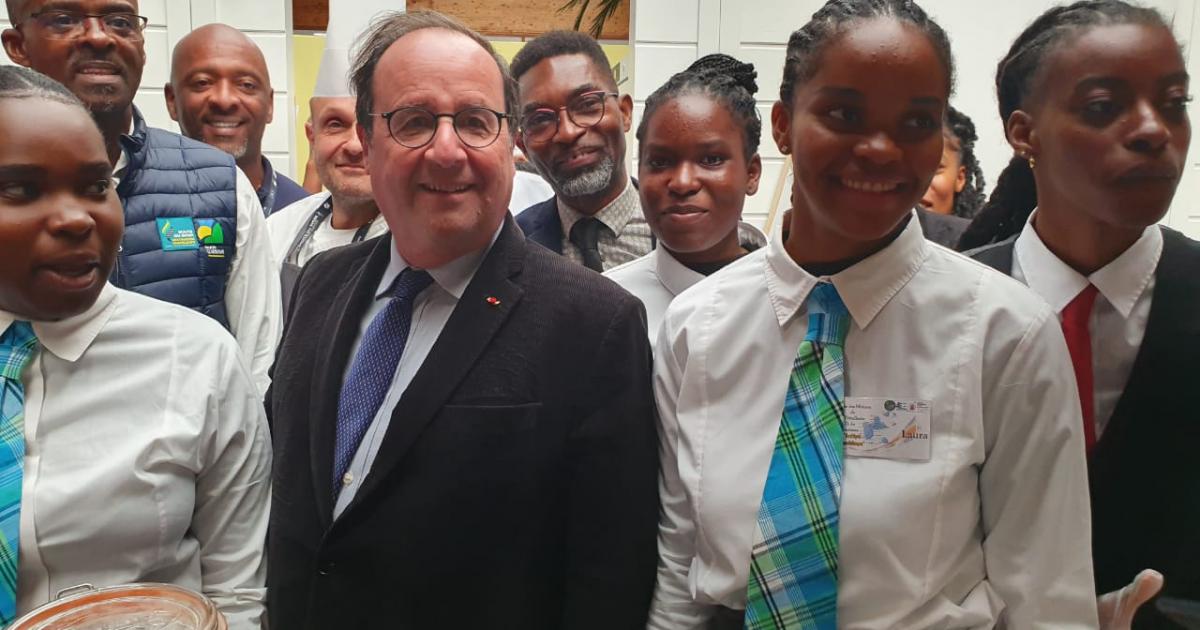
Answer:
xmin=970 ymin=227 xmax=1200 ymax=629
xmin=266 ymin=217 xmax=660 ymax=629
xmin=915 ymin=207 xmax=970 ymax=249
xmin=516 ymin=195 xmax=565 ymax=254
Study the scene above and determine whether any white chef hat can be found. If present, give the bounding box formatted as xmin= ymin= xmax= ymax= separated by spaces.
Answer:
xmin=312 ymin=0 xmax=395 ymax=97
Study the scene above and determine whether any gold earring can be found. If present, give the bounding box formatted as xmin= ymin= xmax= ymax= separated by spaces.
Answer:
xmin=1022 ymin=152 xmax=1036 ymax=169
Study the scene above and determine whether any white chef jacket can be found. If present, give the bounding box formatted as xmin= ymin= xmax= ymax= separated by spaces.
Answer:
xmin=113 ymin=150 xmax=282 ymax=397
xmin=605 ymin=221 xmax=766 ymax=341
xmin=650 ymin=217 xmax=1098 ymax=628
xmin=266 ymin=192 xmax=388 ymax=270
xmin=1 ymin=285 xmax=271 ymax=628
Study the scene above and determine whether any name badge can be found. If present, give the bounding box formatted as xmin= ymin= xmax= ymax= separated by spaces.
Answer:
xmin=157 ymin=218 xmax=200 ymax=251
xmin=844 ymin=397 xmax=931 ymax=461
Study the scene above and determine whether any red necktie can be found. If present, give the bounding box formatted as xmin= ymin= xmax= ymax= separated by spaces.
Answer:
xmin=1061 ymin=284 xmax=1099 ymax=453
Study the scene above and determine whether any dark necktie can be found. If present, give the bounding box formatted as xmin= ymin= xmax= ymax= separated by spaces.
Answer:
xmin=333 ymin=268 xmax=433 ymax=497
xmin=569 ymin=217 xmax=605 ymax=272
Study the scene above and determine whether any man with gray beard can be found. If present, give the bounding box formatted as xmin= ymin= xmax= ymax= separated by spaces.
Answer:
xmin=513 ymin=31 xmax=653 ymax=272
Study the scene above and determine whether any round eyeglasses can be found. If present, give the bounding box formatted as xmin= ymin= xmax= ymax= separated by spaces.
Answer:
xmin=520 ymin=91 xmax=619 ymax=143
xmin=374 ymin=106 xmax=510 ymax=149
xmin=23 ymin=10 xmax=149 ymax=41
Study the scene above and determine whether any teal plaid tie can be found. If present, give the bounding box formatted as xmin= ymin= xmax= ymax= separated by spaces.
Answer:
xmin=745 ymin=283 xmax=849 ymax=630
xmin=0 ymin=321 xmax=36 ymax=625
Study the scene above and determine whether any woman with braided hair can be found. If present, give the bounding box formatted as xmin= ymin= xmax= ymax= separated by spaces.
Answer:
xmin=0 ymin=65 xmax=268 ymax=626
xmin=963 ymin=2 xmax=1198 ymax=627
xmin=921 ymin=105 xmax=987 ymax=219
xmin=649 ymin=0 xmax=1097 ymax=627
xmin=606 ymin=53 xmax=766 ymax=337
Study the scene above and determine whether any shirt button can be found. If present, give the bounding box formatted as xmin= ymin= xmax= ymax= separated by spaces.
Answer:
xmin=342 ymin=472 xmax=354 ymax=486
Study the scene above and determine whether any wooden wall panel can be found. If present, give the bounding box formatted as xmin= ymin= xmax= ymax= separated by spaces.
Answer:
xmin=293 ymin=0 xmax=630 ymax=39
xmin=294 ymin=0 xmax=327 ymax=32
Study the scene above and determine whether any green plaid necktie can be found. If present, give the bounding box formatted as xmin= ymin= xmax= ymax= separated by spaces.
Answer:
xmin=745 ymin=282 xmax=849 ymax=630
xmin=0 ymin=321 xmax=37 ymax=624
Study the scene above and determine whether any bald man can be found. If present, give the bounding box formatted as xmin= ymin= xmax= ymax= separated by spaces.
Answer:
xmin=167 ymin=23 xmax=307 ymax=215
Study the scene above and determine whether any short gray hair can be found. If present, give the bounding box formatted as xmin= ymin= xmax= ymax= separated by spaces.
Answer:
xmin=350 ymin=10 xmax=518 ymax=139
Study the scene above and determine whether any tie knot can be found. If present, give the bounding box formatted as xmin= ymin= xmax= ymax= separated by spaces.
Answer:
xmin=569 ymin=217 xmax=604 ymax=248
xmin=0 ymin=321 xmax=37 ymax=381
xmin=390 ymin=268 xmax=434 ymax=302
xmin=1062 ymin=283 xmax=1099 ymax=325
xmin=804 ymin=283 xmax=850 ymax=345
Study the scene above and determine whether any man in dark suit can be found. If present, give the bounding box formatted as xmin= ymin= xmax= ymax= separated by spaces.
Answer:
xmin=510 ymin=31 xmax=653 ymax=272
xmin=970 ymin=226 xmax=1200 ymax=628
xmin=266 ymin=10 xmax=659 ymax=629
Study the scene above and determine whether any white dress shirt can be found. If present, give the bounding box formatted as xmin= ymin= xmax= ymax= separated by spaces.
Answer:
xmin=114 ymin=149 xmax=282 ymax=397
xmin=266 ymin=192 xmax=388 ymax=270
xmin=1 ymin=285 xmax=271 ymax=628
xmin=1013 ymin=213 xmax=1160 ymax=438
xmin=605 ymin=221 xmax=766 ymax=340
xmin=650 ymin=217 xmax=1098 ymax=628
xmin=333 ymin=231 xmax=496 ymax=518
xmin=557 ymin=180 xmax=654 ymax=270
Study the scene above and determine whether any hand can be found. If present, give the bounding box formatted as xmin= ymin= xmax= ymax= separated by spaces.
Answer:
xmin=1098 ymin=568 xmax=1164 ymax=630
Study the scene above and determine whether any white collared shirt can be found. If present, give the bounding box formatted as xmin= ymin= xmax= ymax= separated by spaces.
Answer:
xmin=1013 ymin=213 xmax=1161 ymax=438
xmin=650 ymin=218 xmax=1098 ymax=628
xmin=332 ymin=231 xmax=497 ymax=518
xmin=113 ymin=149 xmax=282 ymax=397
xmin=0 ymin=285 xmax=270 ymax=628
xmin=266 ymin=192 xmax=389 ymax=270
xmin=605 ymin=222 xmax=766 ymax=340
xmin=557 ymin=180 xmax=654 ymax=270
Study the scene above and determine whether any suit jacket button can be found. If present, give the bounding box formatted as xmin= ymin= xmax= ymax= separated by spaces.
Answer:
xmin=318 ymin=561 xmax=335 ymax=576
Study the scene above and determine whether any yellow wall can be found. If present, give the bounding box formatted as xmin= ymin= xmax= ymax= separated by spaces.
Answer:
xmin=291 ymin=35 xmax=630 ymax=180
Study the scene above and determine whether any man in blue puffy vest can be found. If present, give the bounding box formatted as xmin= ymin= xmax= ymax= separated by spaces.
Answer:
xmin=2 ymin=0 xmax=281 ymax=394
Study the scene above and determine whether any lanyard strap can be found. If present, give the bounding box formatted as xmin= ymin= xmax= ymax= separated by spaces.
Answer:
xmin=284 ymin=195 xmax=376 ymax=265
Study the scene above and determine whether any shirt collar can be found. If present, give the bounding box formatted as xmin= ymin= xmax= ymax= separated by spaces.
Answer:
xmin=653 ymin=221 xmax=768 ymax=297
xmin=376 ymin=222 xmax=504 ymax=300
xmin=556 ymin=179 xmax=638 ymax=238
xmin=1014 ymin=211 xmax=1162 ymax=318
xmin=764 ymin=212 xmax=928 ymax=330
xmin=0 ymin=283 xmax=119 ymax=363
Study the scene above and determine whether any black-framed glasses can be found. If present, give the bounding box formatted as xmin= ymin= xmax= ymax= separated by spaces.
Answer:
xmin=23 ymin=10 xmax=149 ymax=41
xmin=374 ymin=106 xmax=510 ymax=149
xmin=520 ymin=91 xmax=619 ymax=143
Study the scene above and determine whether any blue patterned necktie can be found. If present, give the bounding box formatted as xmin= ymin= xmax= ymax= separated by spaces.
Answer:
xmin=0 ymin=321 xmax=37 ymax=625
xmin=333 ymin=268 xmax=433 ymax=497
xmin=745 ymin=282 xmax=850 ymax=630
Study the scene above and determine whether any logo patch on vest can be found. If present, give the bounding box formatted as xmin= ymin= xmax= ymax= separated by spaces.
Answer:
xmin=157 ymin=218 xmax=200 ymax=251
xmin=195 ymin=219 xmax=226 ymax=245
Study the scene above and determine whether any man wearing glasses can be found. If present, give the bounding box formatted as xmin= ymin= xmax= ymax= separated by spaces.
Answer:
xmin=266 ymin=10 xmax=658 ymax=628
xmin=512 ymin=31 xmax=651 ymax=272
xmin=1 ymin=0 xmax=281 ymax=396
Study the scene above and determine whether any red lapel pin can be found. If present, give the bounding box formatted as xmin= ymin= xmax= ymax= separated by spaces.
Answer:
xmin=486 ymin=296 xmax=501 ymax=307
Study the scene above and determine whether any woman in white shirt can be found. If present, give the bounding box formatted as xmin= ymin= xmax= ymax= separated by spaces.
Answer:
xmin=958 ymin=3 xmax=1196 ymax=626
xmin=0 ymin=66 xmax=269 ymax=627
xmin=648 ymin=1 xmax=1098 ymax=628
xmin=607 ymin=54 xmax=766 ymax=337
